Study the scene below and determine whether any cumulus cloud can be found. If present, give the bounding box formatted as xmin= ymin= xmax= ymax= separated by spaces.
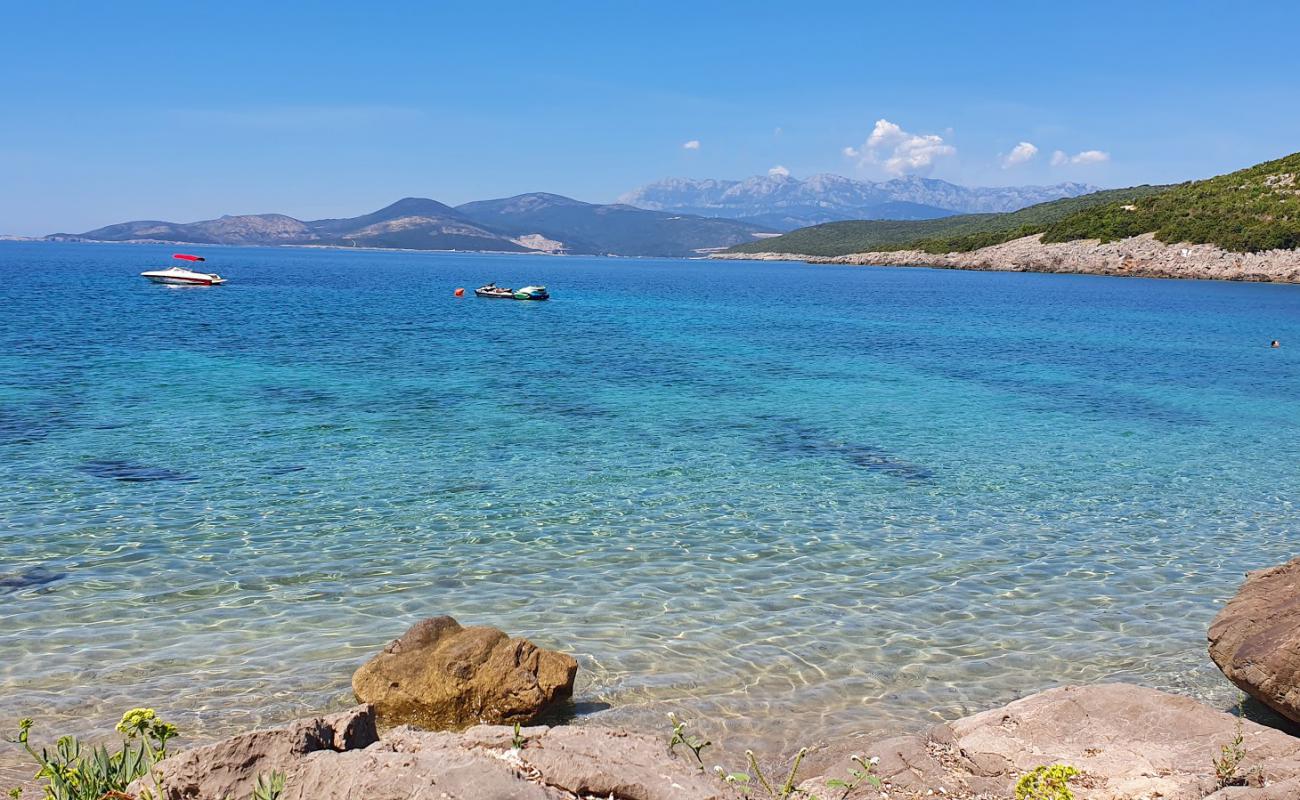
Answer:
xmin=844 ymin=119 xmax=956 ymax=176
xmin=1072 ymin=149 xmax=1110 ymax=164
xmin=1052 ymin=148 xmax=1109 ymax=166
xmin=682 ymin=140 xmax=701 ymax=150
xmin=768 ymin=165 xmax=790 ymax=177
xmin=1000 ymin=141 xmax=1038 ymax=168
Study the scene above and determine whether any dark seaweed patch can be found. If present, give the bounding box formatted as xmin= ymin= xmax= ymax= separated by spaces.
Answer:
xmin=259 ymin=386 xmax=337 ymax=406
xmin=0 ymin=565 xmax=66 ymax=594
xmin=437 ymin=481 xmax=494 ymax=495
xmin=79 ymin=459 xmax=196 ymax=483
xmin=771 ymin=424 xmax=934 ymax=482
xmin=0 ymin=404 xmax=78 ymax=445
xmin=263 ymin=464 xmax=307 ymax=476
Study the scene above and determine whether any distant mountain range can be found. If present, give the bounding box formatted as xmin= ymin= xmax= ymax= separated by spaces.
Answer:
xmin=617 ymin=174 xmax=1101 ymax=230
xmin=45 ymin=194 xmax=771 ymax=258
xmin=37 ymin=175 xmax=1105 ymax=256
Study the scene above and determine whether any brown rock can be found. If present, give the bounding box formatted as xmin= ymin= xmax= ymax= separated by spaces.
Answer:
xmin=140 ymin=711 xmax=736 ymax=800
xmin=352 ymin=615 xmax=578 ymax=729
xmin=131 ymin=706 xmax=380 ymax=800
xmin=802 ymin=684 xmax=1300 ymax=800
xmin=1209 ymin=558 xmax=1300 ymax=724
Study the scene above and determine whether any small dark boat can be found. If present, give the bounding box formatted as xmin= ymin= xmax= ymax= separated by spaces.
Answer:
xmin=475 ymin=283 xmax=549 ymax=301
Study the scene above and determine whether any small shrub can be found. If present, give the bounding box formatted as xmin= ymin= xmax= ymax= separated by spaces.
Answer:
xmin=1214 ymin=701 xmax=1254 ymax=789
xmin=667 ymin=713 xmax=711 ymax=770
xmin=7 ymin=711 xmax=285 ymax=800
xmin=1015 ymin=764 xmax=1080 ymax=800
xmin=718 ymin=747 xmax=811 ymax=799
xmin=823 ymin=754 xmax=882 ymax=799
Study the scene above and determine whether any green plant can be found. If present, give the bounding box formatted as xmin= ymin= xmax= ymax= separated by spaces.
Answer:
xmin=667 ymin=714 xmax=712 ymax=770
xmin=250 ymin=771 xmax=285 ymax=800
xmin=8 ymin=712 xmax=285 ymax=800
xmin=1213 ymin=702 xmax=1253 ymax=789
xmin=823 ymin=755 xmax=882 ymax=799
xmin=719 ymin=748 xmax=815 ymax=800
xmin=6 ymin=711 xmax=166 ymax=800
xmin=511 ymin=723 xmax=526 ymax=751
xmin=1015 ymin=764 xmax=1080 ymax=800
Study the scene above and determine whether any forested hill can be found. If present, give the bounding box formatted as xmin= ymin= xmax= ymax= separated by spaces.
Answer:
xmin=728 ymin=152 xmax=1300 ymax=257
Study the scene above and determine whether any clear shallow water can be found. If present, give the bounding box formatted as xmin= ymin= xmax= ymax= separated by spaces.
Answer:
xmin=2 ymin=241 xmax=1299 ymax=759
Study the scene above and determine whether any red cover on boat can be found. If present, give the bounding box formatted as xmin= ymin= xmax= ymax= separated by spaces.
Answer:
xmin=173 ymin=253 xmax=205 ymax=262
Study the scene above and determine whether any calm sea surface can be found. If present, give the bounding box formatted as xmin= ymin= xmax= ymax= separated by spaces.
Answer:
xmin=2 ymin=241 xmax=1299 ymax=757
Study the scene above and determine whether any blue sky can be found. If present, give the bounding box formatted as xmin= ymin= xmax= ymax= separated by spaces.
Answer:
xmin=2 ymin=0 xmax=1298 ymax=235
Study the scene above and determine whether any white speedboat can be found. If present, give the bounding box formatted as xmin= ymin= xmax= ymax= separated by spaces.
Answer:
xmin=141 ymin=254 xmax=226 ymax=286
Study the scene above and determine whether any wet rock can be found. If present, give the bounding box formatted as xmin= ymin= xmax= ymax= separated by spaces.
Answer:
xmin=140 ymin=709 xmax=734 ymax=800
xmin=1209 ymin=558 xmax=1300 ymax=724
xmin=352 ymin=615 xmax=578 ymax=729
xmin=802 ymin=684 xmax=1300 ymax=800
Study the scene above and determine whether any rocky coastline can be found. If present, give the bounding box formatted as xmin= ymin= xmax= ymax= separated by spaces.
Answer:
xmin=712 ymin=233 xmax=1300 ymax=284
xmin=11 ymin=559 xmax=1300 ymax=799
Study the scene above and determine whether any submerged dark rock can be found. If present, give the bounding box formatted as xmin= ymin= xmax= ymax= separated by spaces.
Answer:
xmin=79 ymin=459 xmax=195 ymax=483
xmin=0 ymin=565 xmax=65 ymax=594
xmin=773 ymin=423 xmax=934 ymax=481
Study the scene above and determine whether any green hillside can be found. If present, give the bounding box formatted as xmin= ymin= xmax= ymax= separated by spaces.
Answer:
xmin=730 ymin=152 xmax=1300 ymax=257
xmin=728 ymin=186 xmax=1167 ymax=257
xmin=1038 ymin=153 xmax=1300 ymax=252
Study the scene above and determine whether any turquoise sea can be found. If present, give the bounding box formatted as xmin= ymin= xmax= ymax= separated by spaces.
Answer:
xmin=2 ymin=241 xmax=1299 ymax=758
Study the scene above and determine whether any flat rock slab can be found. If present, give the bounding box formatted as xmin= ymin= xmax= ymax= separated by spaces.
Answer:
xmin=1209 ymin=558 xmax=1300 ymax=725
xmin=803 ymin=684 xmax=1300 ymax=799
xmin=352 ymin=615 xmax=578 ymax=729
xmin=143 ymin=706 xmax=735 ymax=800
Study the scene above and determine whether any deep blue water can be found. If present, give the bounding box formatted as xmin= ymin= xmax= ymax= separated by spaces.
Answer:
xmin=2 ymin=241 xmax=1299 ymax=755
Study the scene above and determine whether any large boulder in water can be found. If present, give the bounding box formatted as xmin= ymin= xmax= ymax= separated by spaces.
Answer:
xmin=352 ymin=615 xmax=578 ymax=729
xmin=1209 ymin=558 xmax=1300 ymax=724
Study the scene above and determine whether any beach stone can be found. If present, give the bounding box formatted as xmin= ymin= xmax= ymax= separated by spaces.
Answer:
xmin=1209 ymin=558 xmax=1300 ymax=724
xmin=352 ymin=615 xmax=578 ymax=729
xmin=131 ymin=705 xmax=379 ymax=799
xmin=802 ymin=684 xmax=1300 ymax=800
xmin=139 ymin=711 xmax=736 ymax=800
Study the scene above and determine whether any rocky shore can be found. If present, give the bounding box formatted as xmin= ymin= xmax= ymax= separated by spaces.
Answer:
xmin=13 ymin=559 xmax=1300 ymax=799
xmin=126 ymin=683 xmax=1300 ymax=800
xmin=713 ymin=233 xmax=1300 ymax=284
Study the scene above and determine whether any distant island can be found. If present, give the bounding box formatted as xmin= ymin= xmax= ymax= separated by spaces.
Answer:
xmin=41 ymin=194 xmax=773 ymax=260
xmin=717 ymin=153 xmax=1300 ymax=283
xmin=26 ymin=177 xmax=1108 ymax=260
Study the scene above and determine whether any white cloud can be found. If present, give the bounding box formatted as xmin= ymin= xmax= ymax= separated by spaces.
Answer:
xmin=1052 ymin=148 xmax=1110 ymax=166
xmin=768 ymin=165 xmax=790 ymax=177
xmin=682 ymin=140 xmax=701 ymax=150
xmin=844 ymin=119 xmax=956 ymax=176
xmin=1000 ymin=141 xmax=1038 ymax=168
xmin=1072 ymin=149 xmax=1110 ymax=164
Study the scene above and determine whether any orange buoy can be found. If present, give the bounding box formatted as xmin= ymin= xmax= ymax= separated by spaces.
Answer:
xmin=454 ymin=287 xmax=465 ymax=297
